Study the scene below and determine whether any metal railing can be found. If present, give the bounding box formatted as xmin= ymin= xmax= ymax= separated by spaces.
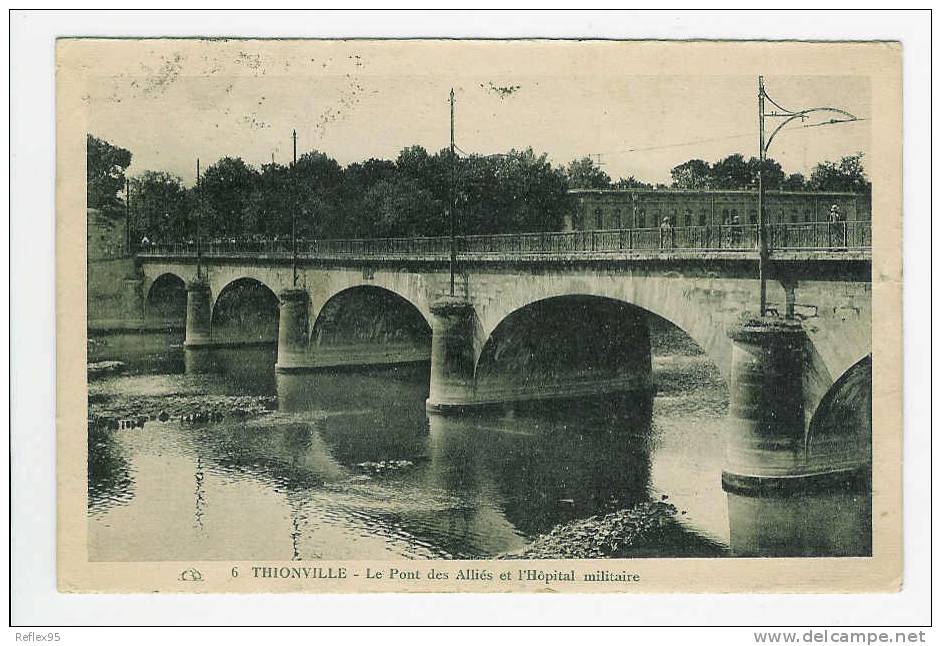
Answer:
xmin=136 ymin=222 xmax=870 ymax=259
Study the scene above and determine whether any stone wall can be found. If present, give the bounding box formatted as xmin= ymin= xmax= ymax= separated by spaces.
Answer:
xmin=87 ymin=208 xmax=141 ymax=329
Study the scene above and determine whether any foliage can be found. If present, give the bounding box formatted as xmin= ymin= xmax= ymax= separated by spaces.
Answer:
xmin=667 ymin=152 xmax=869 ymax=194
xmin=87 ymin=134 xmax=132 ymax=213
xmin=613 ymin=176 xmax=654 ymax=190
xmin=128 ymin=171 xmax=190 ymax=241
xmin=781 ymin=173 xmax=807 ymax=191
xmin=809 ymin=152 xmax=871 ymax=193
xmin=91 ymin=129 xmax=871 ymax=245
xmin=563 ymin=157 xmax=611 ymax=190
xmin=669 ymin=154 xmax=786 ymax=191
xmin=669 ymin=159 xmax=711 ymax=190
xmin=198 ymin=157 xmax=257 ymax=237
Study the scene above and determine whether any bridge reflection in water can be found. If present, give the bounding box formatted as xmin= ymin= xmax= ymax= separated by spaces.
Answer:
xmin=89 ymin=338 xmax=870 ymax=560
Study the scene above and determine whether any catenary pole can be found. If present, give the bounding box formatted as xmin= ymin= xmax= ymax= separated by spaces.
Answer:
xmin=292 ymin=129 xmax=298 ymax=287
xmin=755 ymin=75 xmax=858 ymax=317
xmin=125 ymin=177 xmax=131 ymax=256
xmin=449 ymin=88 xmax=456 ymax=297
xmin=758 ymin=76 xmax=768 ymax=316
xmin=196 ymin=158 xmax=202 ymax=279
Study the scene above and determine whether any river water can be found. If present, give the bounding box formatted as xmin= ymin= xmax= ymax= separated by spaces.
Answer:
xmin=87 ymin=325 xmax=870 ymax=561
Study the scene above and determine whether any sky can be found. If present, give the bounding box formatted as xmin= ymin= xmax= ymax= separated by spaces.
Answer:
xmin=83 ymin=40 xmax=872 ymax=187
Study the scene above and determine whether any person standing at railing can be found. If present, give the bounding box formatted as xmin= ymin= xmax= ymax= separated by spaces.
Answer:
xmin=731 ymin=214 xmax=743 ymax=248
xmin=659 ymin=216 xmax=674 ymax=249
xmin=828 ymin=204 xmax=846 ymax=250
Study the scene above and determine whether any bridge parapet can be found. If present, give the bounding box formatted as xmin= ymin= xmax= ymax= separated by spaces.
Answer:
xmin=135 ymin=222 xmax=871 ymax=263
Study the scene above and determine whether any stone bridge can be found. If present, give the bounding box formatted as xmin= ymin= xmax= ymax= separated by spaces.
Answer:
xmin=129 ymin=234 xmax=872 ymax=497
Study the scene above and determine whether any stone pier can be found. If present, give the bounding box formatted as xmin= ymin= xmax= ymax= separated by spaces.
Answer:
xmin=722 ymin=318 xmax=867 ymax=497
xmin=426 ymin=297 xmax=478 ymax=413
xmin=183 ymin=279 xmax=212 ymax=347
xmin=275 ymin=287 xmax=310 ymax=372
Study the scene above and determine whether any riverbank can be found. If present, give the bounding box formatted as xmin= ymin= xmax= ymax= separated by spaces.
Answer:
xmin=89 ymin=380 xmax=277 ymax=431
xmin=503 ymin=500 xmax=728 ymax=559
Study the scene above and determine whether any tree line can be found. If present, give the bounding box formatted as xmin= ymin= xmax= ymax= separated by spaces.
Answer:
xmin=566 ymin=151 xmax=870 ymax=194
xmin=87 ymin=134 xmax=871 ymax=242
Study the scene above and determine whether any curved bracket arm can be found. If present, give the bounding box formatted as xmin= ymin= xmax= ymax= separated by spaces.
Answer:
xmin=764 ymin=107 xmax=859 ymax=153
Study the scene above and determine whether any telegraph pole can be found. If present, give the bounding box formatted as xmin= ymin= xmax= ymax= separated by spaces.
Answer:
xmin=755 ymin=76 xmax=858 ymax=317
xmin=449 ymin=88 xmax=456 ymax=297
xmin=292 ymin=128 xmax=298 ymax=287
xmin=196 ymin=158 xmax=202 ymax=279
xmin=125 ymin=177 xmax=131 ymax=255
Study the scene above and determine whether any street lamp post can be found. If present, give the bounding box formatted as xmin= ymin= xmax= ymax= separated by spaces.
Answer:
xmin=756 ymin=75 xmax=858 ymax=316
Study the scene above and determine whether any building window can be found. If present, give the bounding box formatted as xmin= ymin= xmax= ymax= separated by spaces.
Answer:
xmin=614 ymin=208 xmax=622 ymax=230
xmin=699 ymin=209 xmax=708 ymax=226
xmin=637 ymin=209 xmax=646 ymax=229
xmin=594 ymin=208 xmax=603 ymax=230
xmin=748 ymin=209 xmax=757 ymax=224
xmin=684 ymin=209 xmax=693 ymax=228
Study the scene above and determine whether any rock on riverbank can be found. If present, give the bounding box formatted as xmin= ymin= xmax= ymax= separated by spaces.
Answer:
xmin=504 ymin=500 xmax=679 ymax=559
xmin=89 ymin=392 xmax=277 ymax=431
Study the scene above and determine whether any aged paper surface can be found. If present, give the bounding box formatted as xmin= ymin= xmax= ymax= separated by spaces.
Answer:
xmin=57 ymin=38 xmax=902 ymax=593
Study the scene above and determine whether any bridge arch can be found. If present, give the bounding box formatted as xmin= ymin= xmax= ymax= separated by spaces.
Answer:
xmin=144 ymin=272 xmax=187 ymax=326
xmin=309 ymin=284 xmax=432 ymax=368
xmin=806 ymin=354 xmax=872 ymax=470
xmin=473 ymin=294 xmax=663 ymax=405
xmin=471 ymin=276 xmax=736 ymax=385
xmin=210 ymin=277 xmax=280 ymax=345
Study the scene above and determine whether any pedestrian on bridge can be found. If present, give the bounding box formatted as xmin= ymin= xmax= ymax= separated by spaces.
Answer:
xmin=828 ymin=204 xmax=846 ymax=250
xmin=659 ymin=216 xmax=674 ymax=249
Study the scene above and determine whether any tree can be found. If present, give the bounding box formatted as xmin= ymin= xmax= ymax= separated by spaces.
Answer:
xmin=781 ymin=172 xmax=808 ymax=191
xmin=128 ymin=171 xmax=190 ymax=242
xmin=292 ymin=151 xmax=346 ymax=238
xmin=199 ymin=157 xmax=258 ymax=237
xmin=361 ymin=177 xmax=442 ymax=237
xmin=87 ymin=134 xmax=132 ymax=213
xmin=497 ymin=148 xmax=571 ymax=232
xmin=613 ymin=176 xmax=653 ymax=190
xmin=244 ymin=162 xmax=294 ymax=237
xmin=670 ymin=159 xmax=712 ymax=190
xmin=563 ymin=157 xmax=611 ymax=190
xmin=709 ymin=154 xmax=752 ymax=190
xmin=747 ymin=157 xmax=786 ymax=191
xmin=451 ymin=148 xmax=571 ymax=235
xmin=809 ymin=152 xmax=870 ymax=193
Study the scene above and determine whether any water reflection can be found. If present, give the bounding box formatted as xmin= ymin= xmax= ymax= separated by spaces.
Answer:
xmin=87 ymin=425 xmax=135 ymax=513
xmin=728 ymin=485 xmax=872 ymax=557
xmin=88 ymin=337 xmax=870 ymax=560
xmin=424 ymin=399 xmax=654 ymax=536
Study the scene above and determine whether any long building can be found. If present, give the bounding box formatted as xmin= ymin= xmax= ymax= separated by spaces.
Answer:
xmin=566 ymin=188 xmax=872 ymax=231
